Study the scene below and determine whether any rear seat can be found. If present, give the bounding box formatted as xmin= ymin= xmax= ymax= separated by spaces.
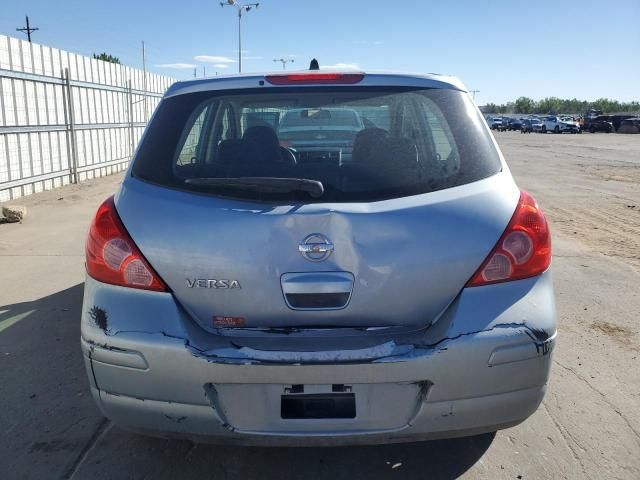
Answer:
xmin=346 ymin=128 xmax=421 ymax=190
xmin=211 ymin=127 xmax=421 ymax=194
xmin=216 ymin=138 xmax=294 ymax=178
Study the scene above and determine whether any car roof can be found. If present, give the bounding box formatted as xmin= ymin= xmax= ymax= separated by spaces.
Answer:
xmin=164 ymin=71 xmax=468 ymax=98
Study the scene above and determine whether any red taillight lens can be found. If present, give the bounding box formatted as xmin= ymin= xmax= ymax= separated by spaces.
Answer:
xmin=86 ymin=197 xmax=167 ymax=292
xmin=466 ymin=191 xmax=551 ymax=287
xmin=265 ymin=73 xmax=364 ymax=85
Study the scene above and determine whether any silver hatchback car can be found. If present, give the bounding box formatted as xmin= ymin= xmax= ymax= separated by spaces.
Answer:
xmin=81 ymin=71 xmax=556 ymax=445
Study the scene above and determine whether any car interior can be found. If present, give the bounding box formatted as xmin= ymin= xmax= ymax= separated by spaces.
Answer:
xmin=172 ymin=92 xmax=462 ymax=197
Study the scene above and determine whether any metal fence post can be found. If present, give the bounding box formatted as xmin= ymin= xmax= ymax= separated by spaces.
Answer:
xmin=127 ymin=79 xmax=135 ymax=160
xmin=0 ymin=34 xmax=174 ymax=201
xmin=63 ymin=68 xmax=79 ymax=183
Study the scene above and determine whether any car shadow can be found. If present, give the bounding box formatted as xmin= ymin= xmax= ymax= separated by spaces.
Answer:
xmin=0 ymin=284 xmax=108 ymax=479
xmin=75 ymin=428 xmax=495 ymax=479
xmin=0 ymin=283 xmax=495 ymax=479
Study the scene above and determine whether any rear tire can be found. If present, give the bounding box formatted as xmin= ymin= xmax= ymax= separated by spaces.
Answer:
xmin=542 ymin=126 xmax=547 ymax=133
xmin=554 ymin=126 xmax=560 ymax=134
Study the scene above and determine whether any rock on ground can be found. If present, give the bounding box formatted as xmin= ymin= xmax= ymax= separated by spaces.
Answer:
xmin=1 ymin=205 xmax=27 ymax=223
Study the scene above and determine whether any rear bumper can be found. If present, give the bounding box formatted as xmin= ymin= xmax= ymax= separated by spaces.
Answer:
xmin=88 ymin=384 xmax=546 ymax=446
xmin=81 ymin=271 xmax=556 ymax=445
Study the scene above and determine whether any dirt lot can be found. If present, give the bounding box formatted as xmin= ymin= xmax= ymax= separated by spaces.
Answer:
xmin=1 ymin=131 xmax=639 ymax=479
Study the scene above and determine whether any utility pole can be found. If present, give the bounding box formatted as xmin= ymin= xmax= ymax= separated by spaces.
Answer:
xmin=273 ymin=58 xmax=294 ymax=70
xmin=16 ymin=16 xmax=39 ymax=43
xmin=203 ymin=65 xmax=206 ymax=77
xmin=469 ymin=90 xmax=480 ymax=101
xmin=220 ymin=0 xmax=260 ymax=73
xmin=193 ymin=68 xmax=197 ymax=78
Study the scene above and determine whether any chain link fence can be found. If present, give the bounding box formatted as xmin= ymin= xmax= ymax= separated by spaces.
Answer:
xmin=0 ymin=34 xmax=175 ymax=202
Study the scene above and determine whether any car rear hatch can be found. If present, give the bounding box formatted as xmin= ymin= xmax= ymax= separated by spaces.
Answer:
xmin=118 ymin=73 xmax=517 ymax=332
xmin=117 ymin=174 xmax=517 ymax=330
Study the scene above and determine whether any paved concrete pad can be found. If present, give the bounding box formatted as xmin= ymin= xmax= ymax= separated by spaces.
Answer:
xmin=1 ymin=132 xmax=639 ymax=479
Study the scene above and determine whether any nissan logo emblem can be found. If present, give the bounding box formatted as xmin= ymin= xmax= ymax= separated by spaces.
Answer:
xmin=298 ymin=233 xmax=334 ymax=262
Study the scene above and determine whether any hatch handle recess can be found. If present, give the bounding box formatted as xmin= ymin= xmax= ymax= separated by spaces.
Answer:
xmin=281 ymin=272 xmax=354 ymax=310
xmin=281 ymin=272 xmax=354 ymax=294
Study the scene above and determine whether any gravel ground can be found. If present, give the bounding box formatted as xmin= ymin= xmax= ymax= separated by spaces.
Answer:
xmin=0 ymin=131 xmax=638 ymax=479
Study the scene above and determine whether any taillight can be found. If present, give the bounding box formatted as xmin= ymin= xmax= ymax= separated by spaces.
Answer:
xmin=466 ymin=191 xmax=551 ymax=287
xmin=86 ymin=196 xmax=167 ymax=292
xmin=265 ymin=73 xmax=364 ymax=85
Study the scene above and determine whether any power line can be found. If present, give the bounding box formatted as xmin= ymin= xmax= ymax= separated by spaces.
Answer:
xmin=16 ymin=16 xmax=39 ymax=43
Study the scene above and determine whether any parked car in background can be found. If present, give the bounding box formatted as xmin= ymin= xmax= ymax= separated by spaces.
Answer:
xmin=507 ymin=118 xmax=523 ymax=131
xmin=560 ymin=116 xmax=581 ymax=133
xmin=583 ymin=110 xmax=639 ymax=132
xmin=489 ymin=117 xmax=505 ymax=131
xmin=277 ymin=107 xmax=365 ymax=163
xmin=618 ymin=117 xmax=640 ymax=134
xmin=521 ymin=119 xmax=543 ymax=133
xmin=520 ymin=119 xmax=533 ymax=133
xmin=584 ymin=109 xmax=603 ymax=122
xmin=529 ymin=118 xmax=544 ymax=133
xmin=584 ymin=115 xmax=614 ymax=133
xmin=610 ymin=114 xmax=638 ymax=132
xmin=542 ymin=116 xmax=579 ymax=134
xmin=81 ymin=70 xmax=555 ymax=445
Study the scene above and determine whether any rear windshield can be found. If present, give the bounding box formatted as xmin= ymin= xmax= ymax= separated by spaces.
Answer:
xmin=132 ymin=87 xmax=502 ymax=203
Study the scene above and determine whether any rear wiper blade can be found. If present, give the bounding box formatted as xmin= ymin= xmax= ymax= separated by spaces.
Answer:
xmin=184 ymin=177 xmax=324 ymax=198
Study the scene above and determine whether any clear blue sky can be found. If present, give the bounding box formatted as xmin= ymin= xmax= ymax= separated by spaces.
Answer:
xmin=2 ymin=0 xmax=638 ymax=104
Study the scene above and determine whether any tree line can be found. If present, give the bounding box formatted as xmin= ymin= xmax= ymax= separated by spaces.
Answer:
xmin=92 ymin=52 xmax=121 ymax=64
xmin=482 ymin=97 xmax=640 ymax=115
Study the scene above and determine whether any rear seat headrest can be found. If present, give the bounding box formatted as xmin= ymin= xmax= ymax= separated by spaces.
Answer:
xmin=351 ymin=132 xmax=420 ymax=187
xmin=243 ymin=126 xmax=281 ymax=163
xmin=352 ymin=128 xmax=390 ymax=164
xmin=216 ymin=138 xmax=267 ymax=177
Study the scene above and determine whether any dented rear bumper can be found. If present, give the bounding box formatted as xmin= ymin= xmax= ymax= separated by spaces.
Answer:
xmin=80 ymin=270 xmax=556 ymax=445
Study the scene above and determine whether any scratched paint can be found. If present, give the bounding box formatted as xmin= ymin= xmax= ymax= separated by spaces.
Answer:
xmin=88 ymin=306 xmax=108 ymax=332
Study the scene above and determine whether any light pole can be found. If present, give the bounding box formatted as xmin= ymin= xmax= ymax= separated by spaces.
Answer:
xmin=220 ymin=0 xmax=260 ymax=73
xmin=273 ymin=58 xmax=294 ymax=70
